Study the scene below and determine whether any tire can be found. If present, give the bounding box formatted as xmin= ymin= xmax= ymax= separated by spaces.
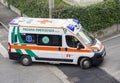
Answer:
xmin=79 ymin=58 xmax=91 ymax=69
xmin=20 ymin=55 xmax=32 ymax=66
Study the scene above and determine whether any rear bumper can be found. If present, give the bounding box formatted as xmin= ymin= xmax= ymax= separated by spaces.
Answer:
xmin=9 ymin=52 xmax=21 ymax=60
xmin=91 ymin=48 xmax=106 ymax=65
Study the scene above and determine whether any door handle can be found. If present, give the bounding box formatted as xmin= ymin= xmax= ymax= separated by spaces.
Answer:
xmin=65 ymin=47 xmax=68 ymax=51
xmin=58 ymin=47 xmax=61 ymax=51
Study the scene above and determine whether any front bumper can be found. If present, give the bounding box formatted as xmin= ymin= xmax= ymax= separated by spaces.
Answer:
xmin=91 ymin=48 xmax=106 ymax=65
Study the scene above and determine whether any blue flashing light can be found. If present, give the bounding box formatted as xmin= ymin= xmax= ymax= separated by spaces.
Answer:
xmin=67 ymin=24 xmax=75 ymax=32
xmin=73 ymin=19 xmax=80 ymax=24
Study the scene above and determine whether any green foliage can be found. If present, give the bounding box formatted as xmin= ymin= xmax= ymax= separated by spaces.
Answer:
xmin=7 ymin=0 xmax=120 ymax=32
xmin=53 ymin=0 xmax=120 ymax=31
xmin=8 ymin=0 xmax=49 ymax=17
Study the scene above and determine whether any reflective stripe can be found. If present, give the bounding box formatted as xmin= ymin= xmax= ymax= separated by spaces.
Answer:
xmin=11 ymin=45 xmax=91 ymax=53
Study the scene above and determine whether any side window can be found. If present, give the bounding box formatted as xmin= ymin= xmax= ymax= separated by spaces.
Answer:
xmin=38 ymin=34 xmax=62 ymax=46
xmin=66 ymin=35 xmax=84 ymax=48
xmin=20 ymin=33 xmax=37 ymax=44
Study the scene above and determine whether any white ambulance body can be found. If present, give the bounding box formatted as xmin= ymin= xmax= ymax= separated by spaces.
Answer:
xmin=8 ymin=17 xmax=106 ymax=69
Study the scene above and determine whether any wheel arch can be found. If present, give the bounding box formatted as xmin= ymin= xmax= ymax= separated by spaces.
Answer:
xmin=77 ymin=56 xmax=92 ymax=65
xmin=20 ymin=54 xmax=32 ymax=66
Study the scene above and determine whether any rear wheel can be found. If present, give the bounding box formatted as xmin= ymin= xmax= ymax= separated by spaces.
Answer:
xmin=20 ymin=55 xmax=32 ymax=66
xmin=79 ymin=58 xmax=91 ymax=69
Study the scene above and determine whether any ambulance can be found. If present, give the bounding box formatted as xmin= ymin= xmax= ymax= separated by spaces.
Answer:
xmin=8 ymin=17 xmax=106 ymax=69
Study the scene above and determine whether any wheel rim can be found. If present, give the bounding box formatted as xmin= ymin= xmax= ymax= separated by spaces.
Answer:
xmin=22 ymin=58 xmax=29 ymax=65
xmin=83 ymin=60 xmax=90 ymax=68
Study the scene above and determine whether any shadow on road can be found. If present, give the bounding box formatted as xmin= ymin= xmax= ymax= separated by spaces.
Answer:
xmin=56 ymin=64 xmax=119 ymax=83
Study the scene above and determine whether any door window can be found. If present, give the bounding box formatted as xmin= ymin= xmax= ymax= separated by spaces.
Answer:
xmin=66 ymin=35 xmax=84 ymax=48
xmin=38 ymin=34 xmax=62 ymax=46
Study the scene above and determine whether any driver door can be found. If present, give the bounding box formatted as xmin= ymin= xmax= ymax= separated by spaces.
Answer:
xmin=62 ymin=35 xmax=84 ymax=61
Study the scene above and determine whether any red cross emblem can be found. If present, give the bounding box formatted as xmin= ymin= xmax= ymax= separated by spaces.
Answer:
xmin=66 ymin=54 xmax=71 ymax=58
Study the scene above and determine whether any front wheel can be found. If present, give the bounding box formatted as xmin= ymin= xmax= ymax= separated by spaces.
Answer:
xmin=79 ymin=58 xmax=91 ymax=69
xmin=20 ymin=55 xmax=32 ymax=66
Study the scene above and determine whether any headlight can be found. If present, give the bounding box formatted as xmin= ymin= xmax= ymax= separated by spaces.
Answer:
xmin=92 ymin=49 xmax=99 ymax=52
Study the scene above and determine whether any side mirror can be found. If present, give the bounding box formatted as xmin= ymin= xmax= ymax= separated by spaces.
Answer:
xmin=77 ymin=43 xmax=84 ymax=49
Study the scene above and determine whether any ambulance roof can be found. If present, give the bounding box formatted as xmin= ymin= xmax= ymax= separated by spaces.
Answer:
xmin=9 ymin=17 xmax=81 ymax=34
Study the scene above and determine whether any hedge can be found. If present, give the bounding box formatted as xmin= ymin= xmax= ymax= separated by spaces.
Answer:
xmin=7 ymin=0 xmax=120 ymax=32
xmin=7 ymin=0 xmax=68 ymax=17
xmin=53 ymin=0 xmax=120 ymax=31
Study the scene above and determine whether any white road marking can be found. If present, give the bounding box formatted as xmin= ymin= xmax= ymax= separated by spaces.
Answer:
xmin=0 ymin=43 xmax=8 ymax=58
xmin=100 ymin=67 xmax=120 ymax=82
xmin=48 ymin=65 xmax=72 ymax=83
xmin=107 ymin=44 xmax=120 ymax=50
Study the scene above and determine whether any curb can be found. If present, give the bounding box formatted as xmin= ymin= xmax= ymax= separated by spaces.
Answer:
xmin=0 ymin=43 xmax=8 ymax=58
xmin=101 ymin=34 xmax=120 ymax=43
xmin=0 ymin=21 xmax=8 ymax=31
xmin=48 ymin=65 xmax=72 ymax=83
xmin=0 ymin=21 xmax=8 ymax=58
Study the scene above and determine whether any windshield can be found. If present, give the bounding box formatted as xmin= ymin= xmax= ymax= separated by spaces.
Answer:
xmin=77 ymin=28 xmax=95 ymax=46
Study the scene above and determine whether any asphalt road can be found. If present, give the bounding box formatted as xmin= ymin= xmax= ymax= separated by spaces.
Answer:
xmin=0 ymin=56 xmax=64 ymax=83
xmin=101 ymin=36 xmax=120 ymax=81
xmin=57 ymin=65 xmax=119 ymax=83
xmin=57 ymin=35 xmax=120 ymax=83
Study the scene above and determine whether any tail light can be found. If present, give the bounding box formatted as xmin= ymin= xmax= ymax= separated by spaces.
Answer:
xmin=8 ymin=43 xmax=11 ymax=53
